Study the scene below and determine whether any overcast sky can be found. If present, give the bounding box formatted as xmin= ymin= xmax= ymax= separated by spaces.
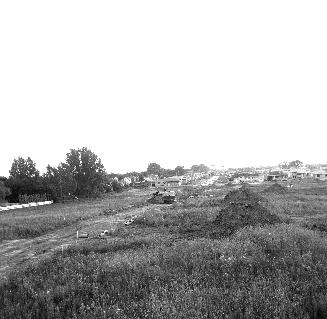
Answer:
xmin=0 ymin=1 xmax=326 ymax=176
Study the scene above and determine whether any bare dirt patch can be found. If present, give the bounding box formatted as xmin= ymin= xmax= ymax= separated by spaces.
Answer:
xmin=213 ymin=186 xmax=281 ymax=236
xmin=263 ymin=183 xmax=289 ymax=195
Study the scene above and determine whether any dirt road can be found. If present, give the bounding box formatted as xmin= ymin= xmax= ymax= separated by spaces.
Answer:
xmin=0 ymin=205 xmax=151 ymax=282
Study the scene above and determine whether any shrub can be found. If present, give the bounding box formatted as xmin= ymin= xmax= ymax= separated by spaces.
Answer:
xmin=0 ymin=181 xmax=11 ymax=202
xmin=18 ymin=193 xmax=48 ymax=204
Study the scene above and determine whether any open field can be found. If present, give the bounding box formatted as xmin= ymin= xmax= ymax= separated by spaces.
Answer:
xmin=1 ymin=181 xmax=327 ymax=318
xmin=0 ymin=190 xmax=148 ymax=242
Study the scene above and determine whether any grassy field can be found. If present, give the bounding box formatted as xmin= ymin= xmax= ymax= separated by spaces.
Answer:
xmin=0 ymin=190 xmax=148 ymax=241
xmin=1 ymin=181 xmax=327 ymax=318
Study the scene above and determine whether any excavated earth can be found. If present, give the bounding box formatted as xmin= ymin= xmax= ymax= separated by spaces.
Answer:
xmin=180 ymin=185 xmax=282 ymax=239
xmin=263 ymin=183 xmax=289 ymax=195
xmin=212 ymin=186 xmax=282 ymax=236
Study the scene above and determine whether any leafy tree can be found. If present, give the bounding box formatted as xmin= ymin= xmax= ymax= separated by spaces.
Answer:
xmin=0 ymin=181 xmax=11 ymax=202
xmin=9 ymin=157 xmax=39 ymax=180
xmin=43 ymin=164 xmax=77 ymax=201
xmin=65 ymin=147 xmax=106 ymax=196
xmin=7 ymin=157 xmax=42 ymax=202
xmin=191 ymin=164 xmax=209 ymax=173
xmin=161 ymin=169 xmax=175 ymax=178
xmin=175 ymin=166 xmax=185 ymax=176
xmin=111 ymin=179 xmax=122 ymax=192
xmin=279 ymin=160 xmax=303 ymax=169
xmin=147 ymin=163 xmax=162 ymax=176
xmin=279 ymin=161 xmax=289 ymax=169
xmin=289 ymin=160 xmax=303 ymax=169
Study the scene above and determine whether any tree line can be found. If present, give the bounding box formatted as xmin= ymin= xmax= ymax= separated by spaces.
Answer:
xmin=146 ymin=163 xmax=209 ymax=177
xmin=0 ymin=147 xmax=209 ymax=203
xmin=0 ymin=148 xmax=108 ymax=203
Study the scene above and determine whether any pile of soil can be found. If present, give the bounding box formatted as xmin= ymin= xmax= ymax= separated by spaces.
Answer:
xmin=213 ymin=186 xmax=281 ymax=236
xmin=222 ymin=185 xmax=265 ymax=206
xmin=263 ymin=183 xmax=288 ymax=195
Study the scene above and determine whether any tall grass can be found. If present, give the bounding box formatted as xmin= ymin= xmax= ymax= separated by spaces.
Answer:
xmin=262 ymin=192 xmax=327 ymax=219
xmin=0 ymin=191 xmax=148 ymax=241
xmin=2 ymin=183 xmax=327 ymax=318
xmin=1 ymin=224 xmax=327 ymax=318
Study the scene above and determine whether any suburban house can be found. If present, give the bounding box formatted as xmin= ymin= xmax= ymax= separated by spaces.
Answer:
xmin=150 ymin=177 xmax=181 ymax=188
xmin=266 ymin=172 xmax=288 ymax=182
xmin=294 ymin=170 xmax=311 ymax=179
xmin=179 ymin=175 xmax=191 ymax=184
xmin=145 ymin=175 xmax=159 ymax=182
xmin=281 ymin=169 xmax=293 ymax=178
xmin=120 ymin=177 xmax=132 ymax=186
xmin=232 ymin=174 xmax=265 ymax=184
xmin=311 ymin=171 xmax=327 ymax=181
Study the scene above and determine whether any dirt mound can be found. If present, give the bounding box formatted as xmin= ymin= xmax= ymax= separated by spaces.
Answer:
xmin=263 ymin=183 xmax=288 ymax=194
xmin=214 ymin=186 xmax=281 ymax=236
xmin=222 ymin=185 xmax=265 ymax=206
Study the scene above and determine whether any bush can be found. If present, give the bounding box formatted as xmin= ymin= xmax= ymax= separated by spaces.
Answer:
xmin=18 ymin=193 xmax=49 ymax=204
xmin=0 ymin=181 xmax=11 ymax=202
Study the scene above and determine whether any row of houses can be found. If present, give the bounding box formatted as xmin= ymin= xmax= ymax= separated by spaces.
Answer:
xmin=232 ymin=174 xmax=265 ymax=184
xmin=138 ymin=165 xmax=327 ymax=189
xmin=267 ymin=169 xmax=327 ymax=182
xmin=226 ymin=165 xmax=327 ymax=184
xmin=146 ymin=171 xmax=213 ymax=188
xmin=148 ymin=175 xmax=193 ymax=188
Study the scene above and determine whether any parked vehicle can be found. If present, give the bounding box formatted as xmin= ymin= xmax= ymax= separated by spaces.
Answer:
xmin=147 ymin=190 xmax=176 ymax=204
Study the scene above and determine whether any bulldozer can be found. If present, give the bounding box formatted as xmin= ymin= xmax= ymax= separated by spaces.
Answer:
xmin=147 ymin=189 xmax=176 ymax=204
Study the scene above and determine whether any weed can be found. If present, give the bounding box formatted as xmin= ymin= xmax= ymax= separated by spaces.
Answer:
xmin=0 ymin=191 xmax=148 ymax=241
xmin=2 ymin=183 xmax=327 ymax=318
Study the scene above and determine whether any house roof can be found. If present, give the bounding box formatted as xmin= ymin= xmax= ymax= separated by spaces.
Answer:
xmin=160 ymin=177 xmax=180 ymax=182
xmin=312 ymin=171 xmax=326 ymax=175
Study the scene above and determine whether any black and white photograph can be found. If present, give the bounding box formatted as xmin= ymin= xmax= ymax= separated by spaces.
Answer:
xmin=1 ymin=1 xmax=327 ymax=318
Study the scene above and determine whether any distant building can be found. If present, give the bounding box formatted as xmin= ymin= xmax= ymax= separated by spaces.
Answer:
xmin=121 ymin=177 xmax=132 ymax=186
xmin=230 ymin=172 xmax=264 ymax=184
xmin=145 ymin=174 xmax=159 ymax=182
xmin=179 ymin=175 xmax=190 ymax=184
xmin=266 ymin=172 xmax=288 ymax=182
xmin=150 ymin=177 xmax=181 ymax=188
xmin=311 ymin=171 xmax=327 ymax=181
xmin=295 ymin=170 xmax=311 ymax=179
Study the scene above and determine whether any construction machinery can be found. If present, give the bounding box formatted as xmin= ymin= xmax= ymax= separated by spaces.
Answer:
xmin=147 ymin=190 xmax=176 ymax=204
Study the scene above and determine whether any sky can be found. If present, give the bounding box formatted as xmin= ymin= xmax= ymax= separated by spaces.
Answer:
xmin=0 ymin=1 xmax=326 ymax=177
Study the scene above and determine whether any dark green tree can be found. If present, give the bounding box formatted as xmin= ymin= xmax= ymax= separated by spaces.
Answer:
xmin=111 ymin=179 xmax=122 ymax=192
xmin=161 ymin=168 xmax=175 ymax=178
xmin=147 ymin=163 xmax=162 ymax=176
xmin=7 ymin=157 xmax=41 ymax=202
xmin=278 ymin=161 xmax=289 ymax=169
xmin=191 ymin=164 xmax=209 ymax=172
xmin=0 ymin=180 xmax=11 ymax=202
xmin=289 ymin=160 xmax=303 ymax=169
xmin=43 ymin=164 xmax=77 ymax=201
xmin=65 ymin=147 xmax=106 ymax=196
xmin=279 ymin=160 xmax=303 ymax=169
xmin=175 ymin=166 xmax=185 ymax=176
xmin=9 ymin=157 xmax=39 ymax=180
